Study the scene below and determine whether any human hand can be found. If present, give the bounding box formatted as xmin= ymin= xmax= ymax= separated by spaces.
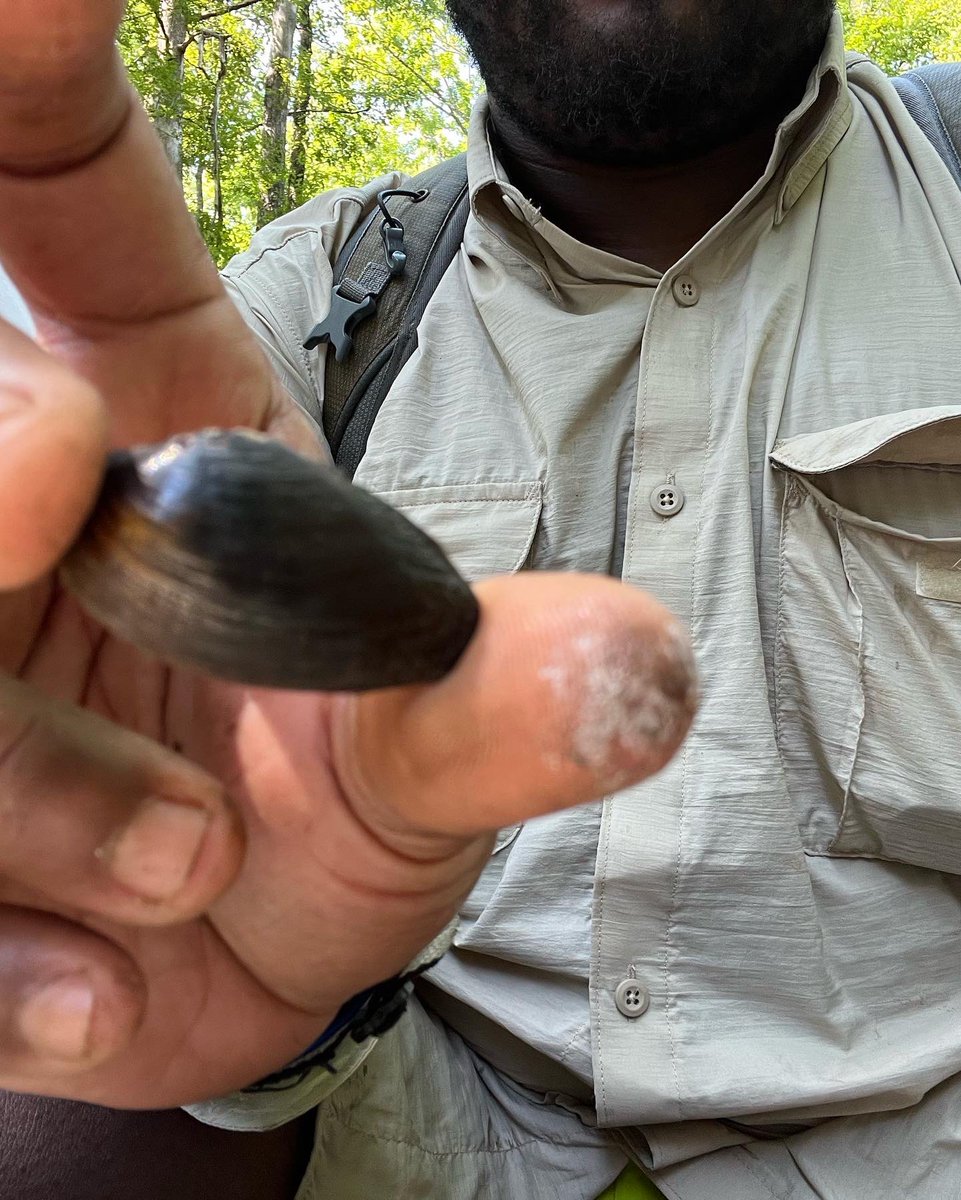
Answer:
xmin=0 ymin=2 xmax=696 ymax=1109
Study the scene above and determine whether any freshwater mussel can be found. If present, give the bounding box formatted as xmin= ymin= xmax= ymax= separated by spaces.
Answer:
xmin=60 ymin=429 xmax=480 ymax=691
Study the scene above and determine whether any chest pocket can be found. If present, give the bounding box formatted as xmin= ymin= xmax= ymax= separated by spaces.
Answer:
xmin=772 ymin=406 xmax=961 ymax=874
xmin=378 ymin=480 xmax=543 ymax=581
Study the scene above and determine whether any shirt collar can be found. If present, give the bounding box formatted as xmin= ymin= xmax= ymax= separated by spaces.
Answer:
xmin=772 ymin=9 xmax=852 ymax=223
xmin=465 ymin=9 xmax=853 ymax=267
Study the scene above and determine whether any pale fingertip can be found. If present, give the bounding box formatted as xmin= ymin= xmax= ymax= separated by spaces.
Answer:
xmin=544 ymin=613 xmax=699 ymax=792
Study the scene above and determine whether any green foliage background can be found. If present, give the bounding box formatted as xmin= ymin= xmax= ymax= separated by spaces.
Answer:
xmin=839 ymin=0 xmax=961 ymax=71
xmin=118 ymin=1 xmax=961 ymax=264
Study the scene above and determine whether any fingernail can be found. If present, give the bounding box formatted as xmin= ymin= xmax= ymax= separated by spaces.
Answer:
xmin=17 ymin=976 xmax=94 ymax=1062
xmin=101 ymin=798 xmax=210 ymax=902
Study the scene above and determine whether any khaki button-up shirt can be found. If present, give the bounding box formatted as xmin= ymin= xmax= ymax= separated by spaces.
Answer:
xmin=213 ymin=14 xmax=961 ymax=1197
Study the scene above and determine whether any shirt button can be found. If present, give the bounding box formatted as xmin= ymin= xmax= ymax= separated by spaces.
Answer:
xmin=672 ymin=274 xmax=700 ymax=307
xmin=614 ymin=978 xmax=651 ymax=1018
xmin=650 ymin=482 xmax=685 ymax=517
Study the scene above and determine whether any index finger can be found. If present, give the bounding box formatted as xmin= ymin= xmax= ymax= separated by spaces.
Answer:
xmin=0 ymin=3 xmax=256 ymax=409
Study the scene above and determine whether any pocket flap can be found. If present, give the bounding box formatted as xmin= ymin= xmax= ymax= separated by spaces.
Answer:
xmin=382 ymin=481 xmax=543 ymax=580
xmin=770 ymin=405 xmax=961 ymax=474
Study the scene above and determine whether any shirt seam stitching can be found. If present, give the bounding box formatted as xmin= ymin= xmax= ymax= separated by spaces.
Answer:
xmin=388 ymin=497 xmax=537 ymax=509
xmin=590 ymin=802 xmax=614 ymax=1119
xmin=259 ymin=272 xmax=322 ymax=407
xmin=377 ymin=480 xmax=540 ymax=495
xmin=772 ymin=478 xmax=792 ymax=757
xmin=771 ymin=411 xmax=961 ymax=473
xmin=662 ymin=311 xmax=716 ymax=1121
xmin=323 ymin=1112 xmax=600 ymax=1158
xmin=557 ymin=1018 xmax=592 ymax=1068
xmin=825 ymin=517 xmax=868 ymax=854
xmin=224 ymin=227 xmax=327 ymax=280
xmin=223 ymin=197 xmax=364 ymax=280
xmin=731 ymin=1146 xmax=791 ymax=1200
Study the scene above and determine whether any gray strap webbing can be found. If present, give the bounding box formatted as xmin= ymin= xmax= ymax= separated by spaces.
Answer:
xmin=894 ymin=63 xmax=961 ymax=189
xmin=317 ymin=155 xmax=469 ymax=476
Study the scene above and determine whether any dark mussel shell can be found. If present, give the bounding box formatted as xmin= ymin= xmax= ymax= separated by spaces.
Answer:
xmin=61 ymin=430 xmax=480 ymax=691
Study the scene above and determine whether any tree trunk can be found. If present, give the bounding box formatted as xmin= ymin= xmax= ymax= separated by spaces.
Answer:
xmin=258 ymin=0 xmax=297 ymax=227
xmin=210 ymin=38 xmax=229 ymax=249
xmin=155 ymin=0 xmax=189 ymax=181
xmin=288 ymin=0 xmax=314 ymax=209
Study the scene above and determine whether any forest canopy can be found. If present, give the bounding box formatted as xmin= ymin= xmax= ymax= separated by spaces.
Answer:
xmin=119 ymin=0 xmax=961 ymax=264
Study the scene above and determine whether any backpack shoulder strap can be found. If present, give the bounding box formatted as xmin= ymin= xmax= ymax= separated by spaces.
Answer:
xmin=305 ymin=154 xmax=470 ymax=478
xmin=893 ymin=63 xmax=961 ymax=188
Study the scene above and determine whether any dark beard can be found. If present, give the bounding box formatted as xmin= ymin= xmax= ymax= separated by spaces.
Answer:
xmin=445 ymin=0 xmax=836 ymax=165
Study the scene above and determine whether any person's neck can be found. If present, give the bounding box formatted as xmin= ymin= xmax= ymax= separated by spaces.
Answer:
xmin=489 ymin=105 xmax=782 ymax=272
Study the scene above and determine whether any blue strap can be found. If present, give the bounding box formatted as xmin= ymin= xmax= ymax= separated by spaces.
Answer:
xmin=243 ymin=956 xmax=441 ymax=1093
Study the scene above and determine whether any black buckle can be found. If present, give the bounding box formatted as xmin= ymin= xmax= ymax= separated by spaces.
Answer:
xmin=303 ymin=285 xmax=378 ymax=363
xmin=350 ymin=980 xmax=415 ymax=1044
xmin=303 ymin=188 xmax=430 ymax=364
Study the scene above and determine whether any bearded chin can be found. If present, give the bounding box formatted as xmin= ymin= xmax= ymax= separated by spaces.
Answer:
xmin=445 ymin=0 xmax=836 ymax=165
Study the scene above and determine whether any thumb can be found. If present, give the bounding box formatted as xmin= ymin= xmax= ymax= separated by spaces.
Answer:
xmin=0 ymin=319 xmax=107 ymax=589
xmin=337 ymin=572 xmax=698 ymax=843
